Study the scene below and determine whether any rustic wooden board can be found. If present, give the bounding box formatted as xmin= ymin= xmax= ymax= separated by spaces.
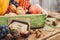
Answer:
xmin=47 ymin=10 xmax=60 ymax=20
xmin=27 ymin=28 xmax=60 ymax=40
xmin=47 ymin=33 xmax=60 ymax=40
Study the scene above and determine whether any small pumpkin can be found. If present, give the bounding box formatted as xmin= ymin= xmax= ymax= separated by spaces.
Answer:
xmin=16 ymin=7 xmax=26 ymax=15
xmin=0 ymin=0 xmax=10 ymax=15
xmin=8 ymin=4 xmax=16 ymax=13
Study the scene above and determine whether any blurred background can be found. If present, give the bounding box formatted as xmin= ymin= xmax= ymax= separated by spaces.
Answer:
xmin=30 ymin=0 xmax=60 ymax=13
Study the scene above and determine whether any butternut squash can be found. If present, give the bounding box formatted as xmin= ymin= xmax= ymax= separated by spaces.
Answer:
xmin=0 ymin=0 xmax=10 ymax=15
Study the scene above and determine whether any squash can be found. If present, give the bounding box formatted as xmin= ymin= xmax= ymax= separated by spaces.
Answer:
xmin=0 ymin=0 xmax=10 ymax=15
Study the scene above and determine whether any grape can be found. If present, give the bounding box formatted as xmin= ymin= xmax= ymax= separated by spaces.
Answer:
xmin=0 ymin=26 xmax=3 ymax=29
xmin=10 ymin=0 xmax=14 ymax=3
xmin=0 ymin=30 xmax=1 ymax=33
xmin=3 ymin=26 xmax=9 ymax=31
xmin=0 ymin=34 xmax=4 ymax=38
xmin=2 ymin=29 xmax=6 ymax=33
xmin=12 ymin=1 xmax=19 ymax=7
xmin=14 ymin=3 xmax=19 ymax=7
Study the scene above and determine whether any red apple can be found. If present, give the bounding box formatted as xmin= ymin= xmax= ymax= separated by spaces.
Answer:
xmin=29 ymin=4 xmax=42 ymax=14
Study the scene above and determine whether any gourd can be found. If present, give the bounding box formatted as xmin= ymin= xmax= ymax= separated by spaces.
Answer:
xmin=8 ymin=4 xmax=16 ymax=13
xmin=16 ymin=7 xmax=25 ymax=15
xmin=0 ymin=0 xmax=10 ymax=15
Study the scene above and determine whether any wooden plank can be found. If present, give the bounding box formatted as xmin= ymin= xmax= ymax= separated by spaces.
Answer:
xmin=47 ymin=33 xmax=60 ymax=40
xmin=47 ymin=10 xmax=60 ymax=20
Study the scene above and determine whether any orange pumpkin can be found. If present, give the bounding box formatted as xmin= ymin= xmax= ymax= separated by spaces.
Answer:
xmin=0 ymin=0 xmax=10 ymax=15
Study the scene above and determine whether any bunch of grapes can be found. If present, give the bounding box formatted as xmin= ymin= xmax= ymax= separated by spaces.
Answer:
xmin=10 ymin=0 xmax=19 ymax=7
xmin=0 ymin=25 xmax=10 ymax=38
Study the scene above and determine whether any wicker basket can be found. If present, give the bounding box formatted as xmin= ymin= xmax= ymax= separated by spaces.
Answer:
xmin=0 ymin=8 xmax=48 ymax=28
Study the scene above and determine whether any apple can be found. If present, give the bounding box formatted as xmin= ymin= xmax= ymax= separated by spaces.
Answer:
xmin=29 ymin=4 xmax=42 ymax=14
